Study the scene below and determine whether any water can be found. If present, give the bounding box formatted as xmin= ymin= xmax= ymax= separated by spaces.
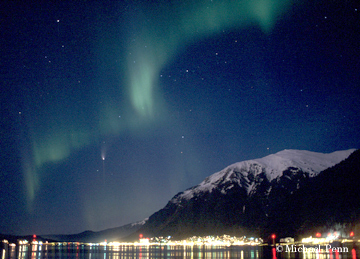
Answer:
xmin=2 ymin=243 xmax=359 ymax=259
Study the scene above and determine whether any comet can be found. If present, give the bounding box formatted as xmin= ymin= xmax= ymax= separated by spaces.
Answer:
xmin=101 ymin=141 xmax=107 ymax=185
xmin=102 ymin=157 xmax=106 ymax=185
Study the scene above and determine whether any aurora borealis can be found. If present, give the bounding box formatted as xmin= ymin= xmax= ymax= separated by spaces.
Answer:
xmin=1 ymin=0 xmax=359 ymax=235
xmin=124 ymin=0 xmax=292 ymax=119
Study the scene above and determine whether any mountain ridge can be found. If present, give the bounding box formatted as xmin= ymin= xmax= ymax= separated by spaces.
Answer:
xmin=135 ymin=148 xmax=358 ymax=239
xmin=42 ymin=219 xmax=148 ymax=242
xmin=171 ymin=149 xmax=356 ymax=203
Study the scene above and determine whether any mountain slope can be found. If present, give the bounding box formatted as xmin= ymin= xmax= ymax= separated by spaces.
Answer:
xmin=136 ymin=149 xmax=357 ymax=239
xmin=43 ymin=219 xmax=147 ymax=242
xmin=291 ymin=149 xmax=360 ymax=237
xmin=173 ymin=149 xmax=355 ymax=202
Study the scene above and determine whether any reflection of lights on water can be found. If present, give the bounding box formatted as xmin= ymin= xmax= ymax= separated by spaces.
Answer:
xmin=272 ymin=247 xmax=277 ymax=259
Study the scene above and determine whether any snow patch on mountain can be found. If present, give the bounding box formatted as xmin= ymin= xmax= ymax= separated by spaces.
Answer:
xmin=172 ymin=149 xmax=356 ymax=202
xmin=131 ymin=218 xmax=148 ymax=227
xmin=253 ymin=149 xmax=355 ymax=181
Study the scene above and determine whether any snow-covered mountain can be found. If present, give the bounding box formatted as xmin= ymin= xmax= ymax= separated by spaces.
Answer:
xmin=171 ymin=149 xmax=356 ymax=202
xmin=137 ymin=149 xmax=359 ymax=239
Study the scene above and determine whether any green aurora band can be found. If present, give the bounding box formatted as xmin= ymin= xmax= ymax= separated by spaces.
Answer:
xmin=23 ymin=0 xmax=294 ymax=211
xmin=124 ymin=0 xmax=294 ymax=118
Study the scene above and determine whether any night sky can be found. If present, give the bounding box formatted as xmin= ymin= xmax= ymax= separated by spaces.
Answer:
xmin=1 ymin=0 xmax=359 ymax=235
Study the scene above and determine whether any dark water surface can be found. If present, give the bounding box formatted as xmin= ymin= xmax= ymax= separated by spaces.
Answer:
xmin=2 ymin=243 xmax=359 ymax=259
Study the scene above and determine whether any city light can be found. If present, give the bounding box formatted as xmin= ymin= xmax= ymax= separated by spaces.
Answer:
xmin=271 ymin=234 xmax=276 ymax=246
xmin=7 ymin=229 xmax=359 ymax=253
